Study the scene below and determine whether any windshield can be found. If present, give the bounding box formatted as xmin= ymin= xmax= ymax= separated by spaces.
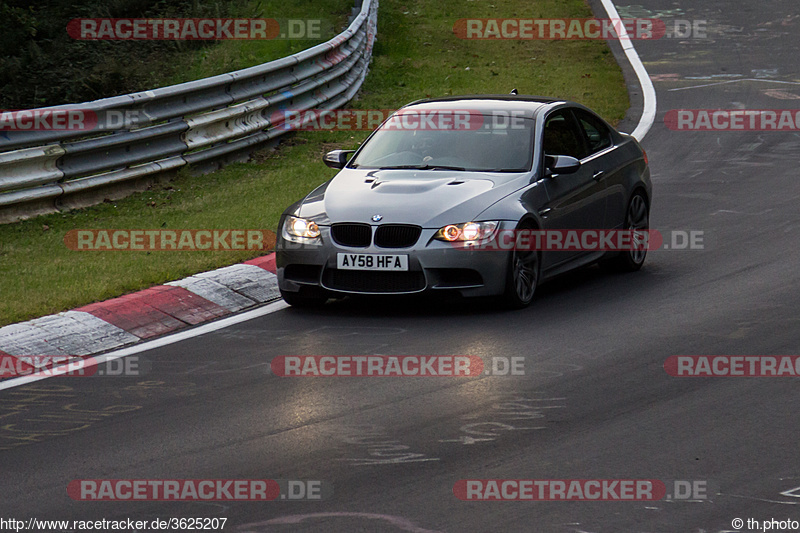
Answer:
xmin=349 ymin=112 xmax=535 ymax=172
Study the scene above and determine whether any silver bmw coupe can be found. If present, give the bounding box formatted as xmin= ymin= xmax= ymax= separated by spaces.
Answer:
xmin=276 ymin=94 xmax=651 ymax=308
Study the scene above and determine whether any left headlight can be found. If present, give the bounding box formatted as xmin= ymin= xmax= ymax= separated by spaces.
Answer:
xmin=434 ymin=221 xmax=499 ymax=243
xmin=282 ymin=215 xmax=321 ymax=242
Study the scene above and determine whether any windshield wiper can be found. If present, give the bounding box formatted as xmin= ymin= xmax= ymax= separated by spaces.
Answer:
xmin=377 ymin=164 xmax=466 ymax=171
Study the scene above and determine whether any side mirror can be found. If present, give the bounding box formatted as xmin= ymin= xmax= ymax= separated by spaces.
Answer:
xmin=544 ymin=155 xmax=581 ymax=176
xmin=323 ymin=149 xmax=356 ymax=169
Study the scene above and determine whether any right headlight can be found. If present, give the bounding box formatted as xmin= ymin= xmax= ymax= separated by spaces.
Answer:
xmin=282 ymin=215 xmax=321 ymax=243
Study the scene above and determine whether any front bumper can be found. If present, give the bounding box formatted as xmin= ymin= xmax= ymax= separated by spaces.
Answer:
xmin=276 ymin=224 xmax=513 ymax=298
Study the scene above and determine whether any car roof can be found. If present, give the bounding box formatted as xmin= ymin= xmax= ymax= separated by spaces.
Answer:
xmin=402 ymin=94 xmax=569 ymax=118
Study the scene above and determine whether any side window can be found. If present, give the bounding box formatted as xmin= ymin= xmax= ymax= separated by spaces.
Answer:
xmin=575 ymin=110 xmax=612 ymax=155
xmin=543 ymin=110 xmax=587 ymax=159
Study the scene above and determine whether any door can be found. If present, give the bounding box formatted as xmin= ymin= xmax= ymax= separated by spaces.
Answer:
xmin=539 ymin=109 xmax=607 ymax=269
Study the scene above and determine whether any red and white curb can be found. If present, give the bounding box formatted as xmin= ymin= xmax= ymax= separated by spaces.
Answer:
xmin=0 ymin=253 xmax=279 ymax=380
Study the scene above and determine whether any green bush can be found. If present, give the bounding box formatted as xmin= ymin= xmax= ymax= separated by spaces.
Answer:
xmin=0 ymin=0 xmax=248 ymax=108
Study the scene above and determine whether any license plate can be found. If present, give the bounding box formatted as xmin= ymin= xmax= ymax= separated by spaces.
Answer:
xmin=337 ymin=253 xmax=409 ymax=271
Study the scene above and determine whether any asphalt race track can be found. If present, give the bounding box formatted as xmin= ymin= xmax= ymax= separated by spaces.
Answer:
xmin=2 ymin=1 xmax=799 ymax=531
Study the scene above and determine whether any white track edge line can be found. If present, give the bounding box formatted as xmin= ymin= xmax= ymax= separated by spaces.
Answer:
xmin=600 ymin=0 xmax=656 ymax=141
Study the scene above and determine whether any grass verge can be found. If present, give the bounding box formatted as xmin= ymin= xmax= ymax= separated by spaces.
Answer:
xmin=0 ymin=0 xmax=629 ymax=326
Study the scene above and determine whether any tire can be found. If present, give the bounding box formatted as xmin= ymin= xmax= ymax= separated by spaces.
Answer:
xmin=500 ymin=224 xmax=540 ymax=309
xmin=605 ymin=191 xmax=649 ymax=272
xmin=280 ymin=287 xmax=328 ymax=308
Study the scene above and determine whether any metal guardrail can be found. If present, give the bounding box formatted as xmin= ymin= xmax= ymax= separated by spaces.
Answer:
xmin=0 ymin=0 xmax=377 ymax=213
